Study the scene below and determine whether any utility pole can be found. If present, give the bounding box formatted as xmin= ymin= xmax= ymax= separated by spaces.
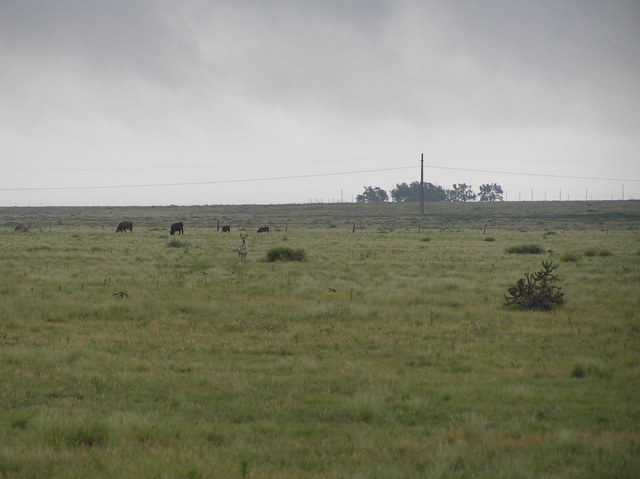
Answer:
xmin=420 ymin=153 xmax=425 ymax=216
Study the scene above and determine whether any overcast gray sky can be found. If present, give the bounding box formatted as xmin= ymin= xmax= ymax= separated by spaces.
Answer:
xmin=1 ymin=0 xmax=639 ymax=206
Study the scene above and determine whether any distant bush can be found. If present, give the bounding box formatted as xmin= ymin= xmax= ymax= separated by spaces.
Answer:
xmin=504 ymin=261 xmax=565 ymax=311
xmin=483 ymin=237 xmax=496 ymax=242
xmin=506 ymin=244 xmax=546 ymax=254
xmin=266 ymin=247 xmax=306 ymax=262
xmin=167 ymin=239 xmax=186 ymax=248
xmin=167 ymin=239 xmax=189 ymax=253
xmin=584 ymin=247 xmax=612 ymax=257
xmin=570 ymin=362 xmax=609 ymax=379
xmin=570 ymin=364 xmax=587 ymax=378
xmin=560 ymin=252 xmax=581 ymax=263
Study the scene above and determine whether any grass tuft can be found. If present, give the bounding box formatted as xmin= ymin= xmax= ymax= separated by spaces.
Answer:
xmin=266 ymin=247 xmax=306 ymax=262
xmin=560 ymin=252 xmax=581 ymax=263
xmin=570 ymin=362 xmax=610 ymax=379
xmin=570 ymin=364 xmax=587 ymax=378
xmin=584 ymin=247 xmax=612 ymax=257
xmin=167 ymin=239 xmax=189 ymax=252
xmin=45 ymin=417 xmax=110 ymax=448
xmin=506 ymin=244 xmax=546 ymax=254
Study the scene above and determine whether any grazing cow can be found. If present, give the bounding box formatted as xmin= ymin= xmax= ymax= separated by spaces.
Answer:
xmin=238 ymin=235 xmax=248 ymax=263
xmin=115 ymin=221 xmax=133 ymax=233
xmin=14 ymin=225 xmax=28 ymax=232
xmin=169 ymin=222 xmax=184 ymax=235
xmin=257 ymin=226 xmax=270 ymax=234
xmin=222 ymin=225 xmax=231 ymax=233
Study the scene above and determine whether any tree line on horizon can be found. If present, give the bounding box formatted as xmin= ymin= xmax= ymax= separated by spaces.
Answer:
xmin=356 ymin=182 xmax=504 ymax=203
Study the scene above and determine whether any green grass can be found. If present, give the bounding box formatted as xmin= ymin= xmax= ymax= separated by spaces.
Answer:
xmin=1 ymin=201 xmax=639 ymax=478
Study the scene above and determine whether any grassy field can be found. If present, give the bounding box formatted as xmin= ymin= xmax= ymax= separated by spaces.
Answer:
xmin=1 ymin=201 xmax=639 ymax=478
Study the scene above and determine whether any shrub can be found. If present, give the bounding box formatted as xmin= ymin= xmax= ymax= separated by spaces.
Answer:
xmin=584 ymin=247 xmax=612 ymax=257
xmin=560 ymin=252 xmax=581 ymax=263
xmin=504 ymin=261 xmax=565 ymax=311
xmin=266 ymin=247 xmax=306 ymax=262
xmin=506 ymin=244 xmax=546 ymax=254
xmin=570 ymin=362 xmax=609 ymax=379
xmin=483 ymin=237 xmax=496 ymax=242
xmin=570 ymin=364 xmax=587 ymax=378
xmin=167 ymin=239 xmax=187 ymax=249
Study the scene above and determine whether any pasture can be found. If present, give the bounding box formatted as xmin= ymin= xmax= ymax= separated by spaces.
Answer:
xmin=1 ymin=201 xmax=639 ymax=478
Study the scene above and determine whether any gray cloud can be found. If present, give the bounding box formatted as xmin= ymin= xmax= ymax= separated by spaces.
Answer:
xmin=0 ymin=0 xmax=638 ymax=205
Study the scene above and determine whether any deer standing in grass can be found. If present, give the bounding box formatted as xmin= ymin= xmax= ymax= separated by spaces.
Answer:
xmin=238 ymin=234 xmax=248 ymax=263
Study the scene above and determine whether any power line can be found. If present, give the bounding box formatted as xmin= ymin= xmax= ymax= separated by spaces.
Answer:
xmin=0 ymin=165 xmax=418 ymax=192
xmin=2 ymin=153 xmax=636 ymax=174
xmin=427 ymin=154 xmax=638 ymax=167
xmin=0 ymin=161 xmax=637 ymax=193
xmin=427 ymin=165 xmax=640 ymax=182
xmin=0 ymin=154 xmax=418 ymax=174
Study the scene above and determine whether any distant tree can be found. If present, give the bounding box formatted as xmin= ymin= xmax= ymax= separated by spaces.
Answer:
xmin=478 ymin=183 xmax=504 ymax=202
xmin=447 ymin=183 xmax=477 ymax=202
xmin=425 ymin=183 xmax=448 ymax=202
xmin=391 ymin=182 xmax=416 ymax=202
xmin=356 ymin=186 xmax=389 ymax=203
xmin=391 ymin=181 xmax=448 ymax=202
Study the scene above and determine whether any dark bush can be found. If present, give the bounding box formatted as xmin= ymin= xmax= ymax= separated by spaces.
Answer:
xmin=266 ymin=247 xmax=306 ymax=262
xmin=506 ymin=244 xmax=546 ymax=254
xmin=167 ymin=239 xmax=189 ymax=253
xmin=560 ymin=252 xmax=581 ymax=263
xmin=584 ymin=247 xmax=612 ymax=257
xmin=504 ymin=261 xmax=565 ymax=311
xmin=570 ymin=364 xmax=587 ymax=378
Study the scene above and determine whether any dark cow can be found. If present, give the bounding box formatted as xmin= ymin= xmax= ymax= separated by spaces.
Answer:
xmin=257 ymin=226 xmax=270 ymax=234
xmin=14 ymin=225 xmax=28 ymax=232
xmin=169 ymin=222 xmax=184 ymax=235
xmin=115 ymin=221 xmax=133 ymax=233
xmin=221 ymin=225 xmax=231 ymax=233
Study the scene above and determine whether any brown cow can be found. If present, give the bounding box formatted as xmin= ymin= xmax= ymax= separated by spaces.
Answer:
xmin=14 ymin=225 xmax=28 ymax=232
xmin=116 ymin=221 xmax=133 ymax=233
